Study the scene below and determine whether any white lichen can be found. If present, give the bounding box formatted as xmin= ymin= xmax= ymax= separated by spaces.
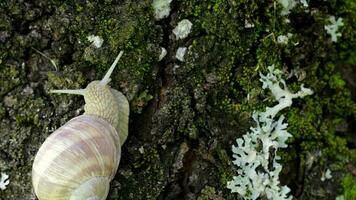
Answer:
xmin=175 ymin=47 xmax=187 ymax=61
xmin=173 ymin=64 xmax=180 ymax=73
xmin=87 ymin=35 xmax=104 ymax=48
xmin=278 ymin=0 xmax=308 ymax=15
xmin=245 ymin=20 xmax=255 ymax=28
xmin=227 ymin=65 xmax=313 ymax=200
xmin=139 ymin=146 xmax=145 ymax=154
xmin=0 ymin=173 xmax=9 ymax=190
xmin=324 ymin=16 xmax=344 ymax=42
xmin=335 ymin=195 xmax=345 ymax=200
xmin=152 ymin=0 xmax=172 ymax=20
xmin=321 ymin=169 xmax=332 ymax=181
xmin=325 ymin=169 xmax=332 ymax=179
xmin=278 ymin=0 xmax=297 ymax=15
xmin=173 ymin=19 xmax=193 ymax=40
xmin=159 ymin=47 xmax=167 ymax=61
xmin=300 ymin=0 xmax=308 ymax=7
xmin=277 ymin=33 xmax=293 ymax=44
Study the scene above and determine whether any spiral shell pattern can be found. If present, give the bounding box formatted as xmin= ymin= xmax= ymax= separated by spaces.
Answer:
xmin=32 ymin=115 xmax=121 ymax=200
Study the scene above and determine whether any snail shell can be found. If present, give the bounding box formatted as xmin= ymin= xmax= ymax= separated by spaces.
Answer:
xmin=32 ymin=51 xmax=129 ymax=200
xmin=32 ymin=115 xmax=120 ymax=200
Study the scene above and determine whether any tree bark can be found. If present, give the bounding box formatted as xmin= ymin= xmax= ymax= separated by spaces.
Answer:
xmin=0 ymin=1 xmax=355 ymax=200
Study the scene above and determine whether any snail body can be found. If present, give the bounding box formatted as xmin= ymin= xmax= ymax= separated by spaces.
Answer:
xmin=32 ymin=51 xmax=129 ymax=200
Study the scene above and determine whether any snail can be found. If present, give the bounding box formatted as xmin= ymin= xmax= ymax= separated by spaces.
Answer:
xmin=32 ymin=51 xmax=129 ymax=200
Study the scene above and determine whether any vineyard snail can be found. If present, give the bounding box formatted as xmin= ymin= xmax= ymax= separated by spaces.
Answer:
xmin=32 ymin=51 xmax=129 ymax=200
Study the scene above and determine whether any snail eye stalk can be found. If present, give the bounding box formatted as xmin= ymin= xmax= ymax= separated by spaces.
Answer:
xmin=49 ymin=89 xmax=86 ymax=96
xmin=100 ymin=51 xmax=124 ymax=86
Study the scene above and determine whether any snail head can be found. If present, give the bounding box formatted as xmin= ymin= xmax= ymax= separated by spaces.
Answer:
xmin=50 ymin=51 xmax=124 ymax=130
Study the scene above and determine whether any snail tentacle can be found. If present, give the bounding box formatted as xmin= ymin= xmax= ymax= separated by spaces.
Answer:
xmin=49 ymin=89 xmax=86 ymax=95
xmin=100 ymin=51 xmax=124 ymax=85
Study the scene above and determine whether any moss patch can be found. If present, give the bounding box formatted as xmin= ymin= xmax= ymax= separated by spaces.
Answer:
xmin=341 ymin=173 xmax=356 ymax=200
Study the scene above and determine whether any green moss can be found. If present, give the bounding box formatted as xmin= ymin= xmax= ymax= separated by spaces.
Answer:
xmin=0 ymin=64 xmax=22 ymax=96
xmin=47 ymin=70 xmax=86 ymax=90
xmin=0 ymin=103 xmax=5 ymax=119
xmin=337 ymin=0 xmax=356 ymax=65
xmin=111 ymin=146 xmax=167 ymax=200
xmin=14 ymin=98 xmax=44 ymax=127
xmin=216 ymin=148 xmax=235 ymax=191
xmin=342 ymin=174 xmax=356 ymax=200
xmin=131 ymin=90 xmax=154 ymax=113
xmin=329 ymin=73 xmax=346 ymax=89
xmin=197 ymin=186 xmax=223 ymax=200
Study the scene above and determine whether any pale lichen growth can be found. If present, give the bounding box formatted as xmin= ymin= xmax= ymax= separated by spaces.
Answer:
xmin=87 ymin=35 xmax=104 ymax=48
xmin=278 ymin=0 xmax=297 ymax=15
xmin=321 ymin=169 xmax=332 ymax=182
xmin=335 ymin=195 xmax=345 ymax=200
xmin=139 ymin=146 xmax=145 ymax=154
xmin=245 ymin=20 xmax=255 ymax=28
xmin=173 ymin=19 xmax=193 ymax=40
xmin=152 ymin=0 xmax=172 ymax=20
xmin=278 ymin=0 xmax=308 ymax=15
xmin=175 ymin=47 xmax=187 ymax=61
xmin=300 ymin=0 xmax=308 ymax=7
xmin=277 ymin=33 xmax=292 ymax=44
xmin=324 ymin=16 xmax=344 ymax=42
xmin=227 ymin=65 xmax=313 ymax=200
xmin=158 ymin=47 xmax=167 ymax=61
xmin=0 ymin=173 xmax=9 ymax=190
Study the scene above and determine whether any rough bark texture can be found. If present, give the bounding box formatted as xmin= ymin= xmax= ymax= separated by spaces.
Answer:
xmin=0 ymin=0 xmax=355 ymax=200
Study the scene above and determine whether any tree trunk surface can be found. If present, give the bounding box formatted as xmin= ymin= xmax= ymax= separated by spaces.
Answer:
xmin=0 ymin=1 xmax=355 ymax=200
